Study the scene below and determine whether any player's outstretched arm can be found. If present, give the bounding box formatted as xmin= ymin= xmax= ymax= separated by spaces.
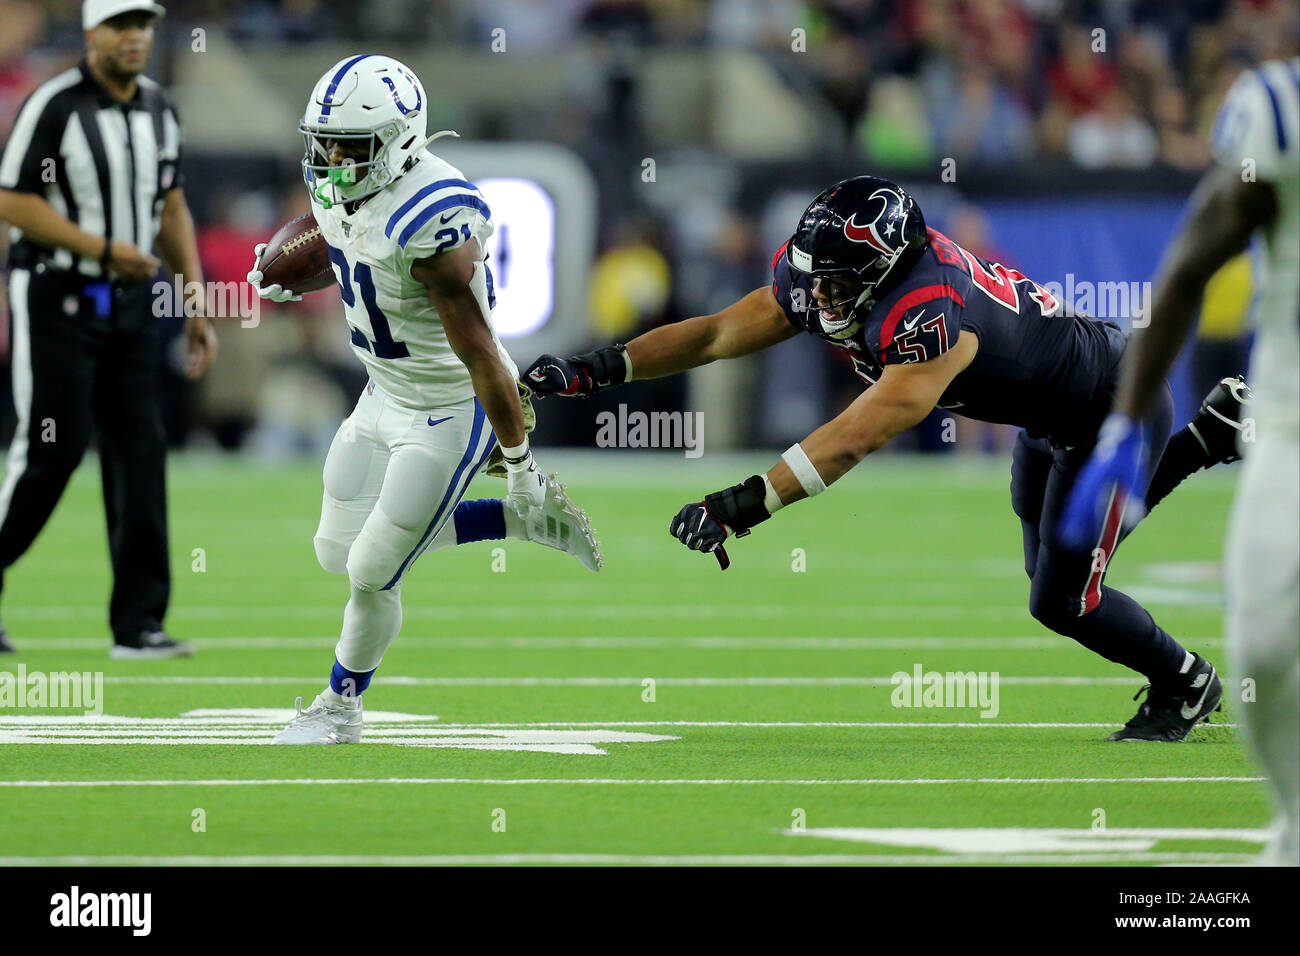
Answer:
xmin=413 ymin=242 xmax=544 ymax=518
xmin=669 ymin=332 xmax=976 ymax=562
xmin=773 ymin=334 xmax=976 ymax=495
xmin=1116 ymin=165 xmax=1276 ymax=419
xmin=1057 ymin=165 xmax=1276 ymax=552
xmin=523 ymin=285 xmax=798 ymax=397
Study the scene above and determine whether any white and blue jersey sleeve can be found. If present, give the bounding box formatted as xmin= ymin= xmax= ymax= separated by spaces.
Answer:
xmin=1209 ymin=59 xmax=1299 ymax=438
xmin=384 ymin=176 xmax=493 ymax=263
xmin=1211 ymin=60 xmax=1299 ymax=184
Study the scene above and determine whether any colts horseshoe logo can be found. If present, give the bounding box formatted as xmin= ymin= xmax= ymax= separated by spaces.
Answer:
xmin=380 ymin=68 xmax=423 ymax=116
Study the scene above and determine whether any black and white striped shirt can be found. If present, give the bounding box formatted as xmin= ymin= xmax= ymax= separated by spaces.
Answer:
xmin=0 ymin=59 xmax=183 ymax=277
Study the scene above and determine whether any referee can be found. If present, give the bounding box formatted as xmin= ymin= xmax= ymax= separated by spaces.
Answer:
xmin=0 ymin=0 xmax=217 ymax=656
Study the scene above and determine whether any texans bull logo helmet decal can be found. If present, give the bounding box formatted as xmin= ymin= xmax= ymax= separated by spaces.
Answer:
xmin=842 ymin=187 xmax=909 ymax=256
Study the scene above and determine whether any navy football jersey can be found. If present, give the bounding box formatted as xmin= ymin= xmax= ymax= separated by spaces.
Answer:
xmin=771 ymin=228 xmax=1128 ymax=446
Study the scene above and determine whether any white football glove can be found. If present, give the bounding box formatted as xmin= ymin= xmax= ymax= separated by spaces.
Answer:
xmin=505 ymin=452 xmax=546 ymax=519
xmin=247 ymin=242 xmax=303 ymax=302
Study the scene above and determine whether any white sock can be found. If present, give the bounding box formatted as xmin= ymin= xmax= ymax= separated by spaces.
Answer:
xmin=320 ymin=687 xmax=358 ymax=709
xmin=334 ymin=582 xmax=403 ymax=674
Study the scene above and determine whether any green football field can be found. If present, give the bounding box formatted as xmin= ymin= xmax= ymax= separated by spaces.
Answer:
xmin=0 ymin=451 xmax=1272 ymax=865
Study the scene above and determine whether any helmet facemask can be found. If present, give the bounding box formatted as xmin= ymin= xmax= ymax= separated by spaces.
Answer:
xmin=787 ymin=259 xmax=876 ymax=341
xmin=300 ymin=123 xmax=401 ymax=210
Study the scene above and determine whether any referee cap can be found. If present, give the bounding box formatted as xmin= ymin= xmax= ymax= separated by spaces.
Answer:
xmin=83 ymin=0 xmax=166 ymax=29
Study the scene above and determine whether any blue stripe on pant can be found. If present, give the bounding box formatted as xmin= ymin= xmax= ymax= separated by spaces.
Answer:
xmin=380 ymin=400 xmax=496 ymax=590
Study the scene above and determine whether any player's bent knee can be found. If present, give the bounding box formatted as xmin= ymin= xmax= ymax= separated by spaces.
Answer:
xmin=345 ymin=519 xmax=422 ymax=592
xmin=1027 ymin=585 xmax=1076 ymax=634
xmin=313 ymin=534 xmax=351 ymax=576
xmin=346 ymin=549 xmax=393 ymax=592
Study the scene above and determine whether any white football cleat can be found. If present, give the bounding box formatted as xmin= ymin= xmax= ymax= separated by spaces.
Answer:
xmin=521 ymin=474 xmax=604 ymax=572
xmin=271 ymin=693 xmax=363 ymax=744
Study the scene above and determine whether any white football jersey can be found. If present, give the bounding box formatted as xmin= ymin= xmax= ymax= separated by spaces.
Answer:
xmin=1211 ymin=58 xmax=1300 ymax=437
xmin=311 ymin=151 xmax=518 ymax=409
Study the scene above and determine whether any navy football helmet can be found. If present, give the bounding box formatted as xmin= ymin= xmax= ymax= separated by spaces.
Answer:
xmin=785 ymin=176 xmax=929 ymax=336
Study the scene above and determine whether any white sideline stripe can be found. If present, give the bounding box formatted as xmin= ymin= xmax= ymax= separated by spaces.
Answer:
xmin=9 ymin=635 xmax=1225 ymax=651
xmin=0 ymin=720 xmax=1241 ymax=729
xmin=0 ymin=852 xmax=1254 ymax=866
xmin=8 ymin=604 xmax=1043 ymax=620
xmin=87 ymin=675 xmax=1157 ymax=686
xmin=0 ymin=776 xmax=1264 ymax=788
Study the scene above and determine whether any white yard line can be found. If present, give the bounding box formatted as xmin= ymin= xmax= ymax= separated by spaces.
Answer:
xmin=81 ymin=675 xmax=1162 ymax=686
xmin=0 ymin=720 xmax=1241 ymax=729
xmin=8 ymin=636 xmax=1224 ymax=650
xmin=0 ymin=852 xmax=1254 ymax=866
xmin=5 ymin=605 xmax=1046 ymax=620
xmin=0 ymin=776 xmax=1263 ymax=788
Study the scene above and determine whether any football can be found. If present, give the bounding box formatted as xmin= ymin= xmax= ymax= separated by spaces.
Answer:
xmin=255 ymin=213 xmax=335 ymax=293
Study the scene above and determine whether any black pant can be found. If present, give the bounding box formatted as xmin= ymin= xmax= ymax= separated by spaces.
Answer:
xmin=0 ymin=266 xmax=169 ymax=641
xmin=1010 ymin=384 xmax=1186 ymax=682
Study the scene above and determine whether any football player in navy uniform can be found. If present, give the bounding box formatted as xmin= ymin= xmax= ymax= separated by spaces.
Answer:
xmin=523 ymin=176 xmax=1246 ymax=741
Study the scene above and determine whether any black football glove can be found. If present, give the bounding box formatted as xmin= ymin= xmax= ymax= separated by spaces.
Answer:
xmin=670 ymin=502 xmax=730 ymax=553
xmin=522 ymin=345 xmax=629 ymax=398
xmin=669 ymin=476 xmax=772 ymax=570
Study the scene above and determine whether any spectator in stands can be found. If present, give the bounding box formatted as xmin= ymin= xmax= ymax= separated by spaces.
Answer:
xmin=1068 ymin=86 xmax=1158 ymax=168
xmin=228 ymin=0 xmax=336 ymax=43
xmin=0 ymin=1 xmax=59 ymax=137
xmin=923 ymin=59 xmax=1035 ymax=162
xmin=1047 ymin=24 xmax=1118 ymax=117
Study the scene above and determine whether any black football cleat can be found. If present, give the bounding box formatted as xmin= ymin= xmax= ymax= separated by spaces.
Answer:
xmin=1108 ymin=654 xmax=1222 ymax=742
xmin=0 ymin=626 xmax=14 ymax=654
xmin=1188 ymin=376 xmax=1251 ymax=465
xmin=110 ymin=630 xmax=195 ymax=660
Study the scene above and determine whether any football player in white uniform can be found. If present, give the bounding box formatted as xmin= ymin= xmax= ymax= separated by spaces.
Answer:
xmin=1062 ymin=57 xmax=1299 ymax=864
xmin=247 ymin=55 xmax=602 ymax=744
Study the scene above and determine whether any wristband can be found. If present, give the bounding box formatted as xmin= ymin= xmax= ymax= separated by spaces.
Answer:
xmin=781 ymin=442 xmax=827 ymax=497
xmin=575 ymin=344 xmax=631 ymax=391
xmin=703 ymin=475 xmax=771 ymax=536
xmin=762 ymin=474 xmax=785 ymax=514
xmin=501 ymin=440 xmax=531 ymax=468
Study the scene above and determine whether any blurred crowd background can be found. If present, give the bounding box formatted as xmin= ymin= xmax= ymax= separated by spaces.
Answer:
xmin=2 ymin=0 xmax=1296 ymax=458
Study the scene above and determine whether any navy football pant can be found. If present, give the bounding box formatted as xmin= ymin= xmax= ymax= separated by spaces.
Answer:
xmin=1011 ymin=384 xmax=1188 ymax=682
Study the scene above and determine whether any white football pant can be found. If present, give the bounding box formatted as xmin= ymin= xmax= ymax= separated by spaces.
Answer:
xmin=314 ymin=383 xmax=496 ymax=674
xmin=1224 ymin=430 xmax=1300 ymax=865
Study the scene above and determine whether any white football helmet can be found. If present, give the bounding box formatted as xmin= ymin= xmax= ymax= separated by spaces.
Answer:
xmin=300 ymin=54 xmax=429 ymax=209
